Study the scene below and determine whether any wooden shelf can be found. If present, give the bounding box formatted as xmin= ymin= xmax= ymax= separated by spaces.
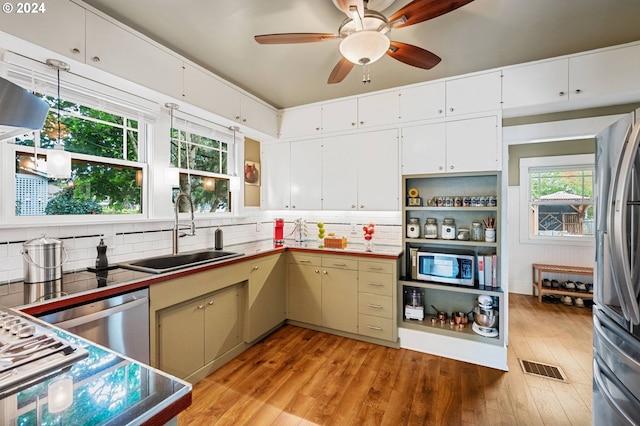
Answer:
xmin=531 ymin=263 xmax=594 ymax=303
xmin=405 ymin=238 xmax=497 ymax=248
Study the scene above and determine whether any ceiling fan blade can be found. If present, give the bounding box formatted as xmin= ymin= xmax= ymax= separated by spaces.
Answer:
xmin=328 ymin=57 xmax=355 ymax=84
xmin=254 ymin=33 xmax=339 ymax=44
xmin=389 ymin=0 xmax=474 ymax=28
xmin=335 ymin=0 xmax=365 ymax=17
xmin=387 ymin=41 xmax=441 ymax=69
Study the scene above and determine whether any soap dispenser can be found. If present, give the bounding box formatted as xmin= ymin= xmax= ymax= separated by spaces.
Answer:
xmin=96 ymin=238 xmax=108 ymax=269
xmin=214 ymin=226 xmax=223 ymax=250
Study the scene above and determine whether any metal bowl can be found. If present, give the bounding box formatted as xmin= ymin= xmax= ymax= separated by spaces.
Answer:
xmin=473 ymin=307 xmax=498 ymax=328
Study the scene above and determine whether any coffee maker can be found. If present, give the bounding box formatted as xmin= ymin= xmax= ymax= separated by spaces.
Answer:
xmin=404 ymin=287 xmax=424 ymax=321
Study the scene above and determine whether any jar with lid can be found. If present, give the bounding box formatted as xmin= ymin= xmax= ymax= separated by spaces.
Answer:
xmin=457 ymin=227 xmax=470 ymax=241
xmin=441 ymin=218 xmax=456 ymax=240
xmin=471 ymin=221 xmax=483 ymax=241
xmin=407 ymin=217 xmax=421 ymax=238
xmin=424 ymin=218 xmax=438 ymax=239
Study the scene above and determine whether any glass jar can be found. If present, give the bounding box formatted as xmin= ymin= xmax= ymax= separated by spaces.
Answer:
xmin=424 ymin=218 xmax=438 ymax=239
xmin=407 ymin=217 xmax=421 ymax=238
xmin=471 ymin=221 xmax=483 ymax=241
xmin=457 ymin=227 xmax=470 ymax=240
xmin=441 ymin=218 xmax=456 ymax=240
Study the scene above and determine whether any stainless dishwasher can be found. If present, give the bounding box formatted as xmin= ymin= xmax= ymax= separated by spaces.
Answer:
xmin=38 ymin=288 xmax=150 ymax=364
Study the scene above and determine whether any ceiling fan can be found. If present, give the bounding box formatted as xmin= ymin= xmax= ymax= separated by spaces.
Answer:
xmin=254 ymin=0 xmax=474 ymax=84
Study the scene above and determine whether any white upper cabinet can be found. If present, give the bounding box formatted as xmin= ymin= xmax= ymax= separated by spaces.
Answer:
xmin=569 ymin=43 xmax=640 ymax=100
xmin=399 ymin=82 xmax=446 ymax=122
xmin=401 ymin=115 xmax=499 ymax=175
xmin=183 ymin=63 xmax=241 ymax=121
xmin=357 ymin=128 xmax=399 ymax=210
xmin=401 ymin=123 xmax=447 ymax=175
xmin=322 ymin=134 xmax=359 ymax=210
xmin=261 ymin=142 xmax=291 ymax=210
xmin=85 ymin=12 xmax=184 ymax=100
xmin=279 ymin=105 xmax=322 ymax=139
xmin=502 ymin=59 xmax=569 ymax=109
xmin=290 ymin=139 xmax=323 ymax=210
xmin=321 ymin=98 xmax=358 ymax=133
xmin=445 ymin=71 xmax=502 ymax=117
xmin=357 ymin=91 xmax=400 ymax=129
xmin=0 ymin=0 xmax=86 ymax=61
xmin=240 ymin=95 xmax=278 ymax=136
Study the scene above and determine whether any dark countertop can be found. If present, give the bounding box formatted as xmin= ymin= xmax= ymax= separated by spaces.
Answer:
xmin=0 ymin=310 xmax=191 ymax=425
xmin=2 ymin=239 xmax=402 ymax=316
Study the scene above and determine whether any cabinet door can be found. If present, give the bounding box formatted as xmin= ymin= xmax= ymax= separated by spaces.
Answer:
xmin=401 ymin=123 xmax=447 ymax=174
xmin=322 ymin=134 xmax=359 ymax=210
xmin=0 ymin=0 xmax=85 ymax=61
xmin=357 ymin=129 xmax=399 ymax=210
xmin=246 ymin=255 xmax=286 ymax=342
xmin=446 ymin=116 xmax=499 ymax=173
xmin=157 ymin=298 xmax=205 ymax=379
xmin=279 ymin=105 xmax=322 ymax=139
xmin=290 ymin=139 xmax=323 ymax=210
xmin=446 ymin=71 xmax=502 ymax=116
xmin=358 ymin=91 xmax=399 ymax=128
xmin=204 ymin=285 xmax=242 ymax=364
xmin=399 ymin=82 xmax=446 ymax=122
xmin=85 ymin=12 xmax=184 ymax=99
xmin=261 ymin=142 xmax=291 ymax=210
xmin=569 ymin=43 xmax=640 ymax=100
xmin=240 ymin=95 xmax=278 ymax=137
xmin=288 ymin=263 xmax=322 ymax=325
xmin=322 ymin=98 xmax=358 ymax=133
xmin=321 ymin=267 xmax=358 ymax=333
xmin=502 ymin=59 xmax=569 ymax=109
xmin=183 ymin=63 xmax=242 ymax=123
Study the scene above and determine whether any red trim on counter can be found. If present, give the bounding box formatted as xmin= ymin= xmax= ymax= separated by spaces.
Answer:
xmin=141 ymin=391 xmax=192 ymax=426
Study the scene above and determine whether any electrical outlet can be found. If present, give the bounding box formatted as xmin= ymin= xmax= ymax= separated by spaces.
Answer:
xmin=256 ymin=222 xmax=261 ymax=232
xmin=350 ymin=223 xmax=357 ymax=234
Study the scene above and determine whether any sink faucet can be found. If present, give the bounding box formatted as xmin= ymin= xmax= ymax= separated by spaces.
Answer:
xmin=173 ymin=191 xmax=196 ymax=254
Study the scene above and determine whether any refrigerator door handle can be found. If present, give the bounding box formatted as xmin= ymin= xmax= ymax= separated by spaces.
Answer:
xmin=609 ymin=119 xmax=640 ymax=324
xmin=594 ymin=310 xmax=640 ymax=366
xmin=593 ymin=355 xmax=640 ymax=425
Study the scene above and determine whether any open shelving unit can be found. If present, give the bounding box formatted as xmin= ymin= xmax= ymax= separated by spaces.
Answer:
xmin=398 ymin=172 xmax=508 ymax=371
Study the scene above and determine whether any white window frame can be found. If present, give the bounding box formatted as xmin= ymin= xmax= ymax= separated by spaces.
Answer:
xmin=519 ymin=154 xmax=595 ymax=246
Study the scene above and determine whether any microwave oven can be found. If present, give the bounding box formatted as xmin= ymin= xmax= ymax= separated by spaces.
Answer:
xmin=416 ymin=249 xmax=475 ymax=286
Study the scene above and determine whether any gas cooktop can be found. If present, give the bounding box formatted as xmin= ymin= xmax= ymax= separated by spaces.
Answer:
xmin=0 ymin=308 xmax=88 ymax=397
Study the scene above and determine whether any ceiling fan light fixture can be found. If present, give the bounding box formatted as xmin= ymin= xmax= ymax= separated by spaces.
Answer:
xmin=339 ymin=30 xmax=390 ymax=65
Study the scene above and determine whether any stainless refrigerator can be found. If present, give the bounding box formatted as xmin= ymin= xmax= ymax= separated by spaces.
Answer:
xmin=594 ymin=108 xmax=640 ymax=425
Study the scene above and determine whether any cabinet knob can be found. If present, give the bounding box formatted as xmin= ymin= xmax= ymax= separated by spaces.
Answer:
xmin=449 ymin=108 xmax=454 ymax=112
xmin=315 ymin=127 xmax=320 ymax=131
xmin=438 ymin=109 xmax=443 ymax=114
xmin=208 ymin=300 xmax=214 ymax=305
xmin=359 ymin=121 xmax=365 ymax=125
xmin=559 ymin=91 xmax=566 ymax=96
xmin=242 ymin=118 xmax=247 ymax=123
xmin=450 ymin=165 xmax=454 ymax=170
xmin=323 ymin=270 xmax=328 ymax=274
xmin=575 ymin=89 xmax=582 ymax=94
xmin=360 ymin=205 xmax=364 ymax=209
xmin=252 ymin=266 xmax=259 ymax=271
xmin=92 ymin=56 xmax=100 ymax=63
xmin=351 ymin=204 xmax=356 ymax=209
xmin=235 ymin=115 xmax=240 ymax=120
xmin=314 ymin=269 xmax=320 ymax=273
xmin=438 ymin=166 xmax=443 ymax=170
xmin=72 ymin=48 xmax=80 ymax=55
xmin=197 ymin=305 xmax=204 ymax=309
xmin=284 ymin=205 xmax=289 ymax=208
xmin=351 ymin=122 xmax=356 ymax=126
xmin=292 ymin=205 xmax=296 ymax=209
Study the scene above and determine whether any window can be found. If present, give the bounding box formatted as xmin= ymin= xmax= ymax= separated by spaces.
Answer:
xmin=170 ymin=115 xmax=234 ymax=213
xmin=520 ymin=154 xmax=595 ymax=243
xmin=4 ymin=61 xmax=154 ymax=219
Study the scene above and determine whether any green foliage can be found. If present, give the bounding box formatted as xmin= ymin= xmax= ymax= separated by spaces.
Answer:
xmin=45 ymin=186 xmax=102 ymax=215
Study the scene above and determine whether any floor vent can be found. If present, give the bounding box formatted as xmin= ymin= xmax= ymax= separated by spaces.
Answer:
xmin=518 ymin=359 xmax=568 ymax=383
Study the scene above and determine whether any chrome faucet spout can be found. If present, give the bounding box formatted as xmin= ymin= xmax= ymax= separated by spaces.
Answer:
xmin=173 ymin=191 xmax=195 ymax=254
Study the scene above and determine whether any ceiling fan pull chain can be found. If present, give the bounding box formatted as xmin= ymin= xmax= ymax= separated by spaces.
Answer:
xmin=362 ymin=63 xmax=371 ymax=85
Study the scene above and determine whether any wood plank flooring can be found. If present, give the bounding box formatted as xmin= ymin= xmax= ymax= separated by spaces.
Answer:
xmin=179 ymin=293 xmax=593 ymax=425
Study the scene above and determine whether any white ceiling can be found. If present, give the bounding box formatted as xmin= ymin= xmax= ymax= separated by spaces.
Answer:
xmin=80 ymin=0 xmax=640 ymax=109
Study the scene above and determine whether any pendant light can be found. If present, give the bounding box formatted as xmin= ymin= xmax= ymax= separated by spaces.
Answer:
xmin=45 ymin=59 xmax=72 ymax=179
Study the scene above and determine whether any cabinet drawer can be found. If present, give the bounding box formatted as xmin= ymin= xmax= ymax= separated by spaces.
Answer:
xmin=289 ymin=252 xmax=322 ymax=266
xmin=358 ymin=314 xmax=393 ymax=341
xmin=359 ymin=260 xmax=393 ymax=274
xmin=358 ymin=271 xmax=393 ymax=296
xmin=321 ymin=256 xmax=358 ymax=270
xmin=358 ymin=293 xmax=392 ymax=319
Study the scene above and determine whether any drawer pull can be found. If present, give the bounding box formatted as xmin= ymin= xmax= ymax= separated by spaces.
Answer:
xmin=299 ymin=260 xmax=311 ymax=263
xmin=366 ymin=325 xmax=382 ymax=331
xmin=368 ymin=266 xmax=384 ymax=270
xmin=333 ymin=263 xmax=347 ymax=266
xmin=367 ymin=304 xmax=383 ymax=309
xmin=368 ymin=282 xmax=383 ymax=287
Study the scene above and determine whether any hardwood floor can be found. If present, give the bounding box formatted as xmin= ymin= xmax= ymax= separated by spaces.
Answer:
xmin=179 ymin=293 xmax=593 ymax=425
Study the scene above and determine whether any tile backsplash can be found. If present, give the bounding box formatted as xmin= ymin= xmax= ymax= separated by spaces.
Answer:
xmin=0 ymin=210 xmax=402 ymax=285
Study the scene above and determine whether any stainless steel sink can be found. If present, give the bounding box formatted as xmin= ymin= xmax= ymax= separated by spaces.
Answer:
xmin=118 ymin=250 xmax=243 ymax=274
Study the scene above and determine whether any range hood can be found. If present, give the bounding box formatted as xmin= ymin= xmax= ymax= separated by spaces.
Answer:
xmin=0 ymin=76 xmax=49 ymax=141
